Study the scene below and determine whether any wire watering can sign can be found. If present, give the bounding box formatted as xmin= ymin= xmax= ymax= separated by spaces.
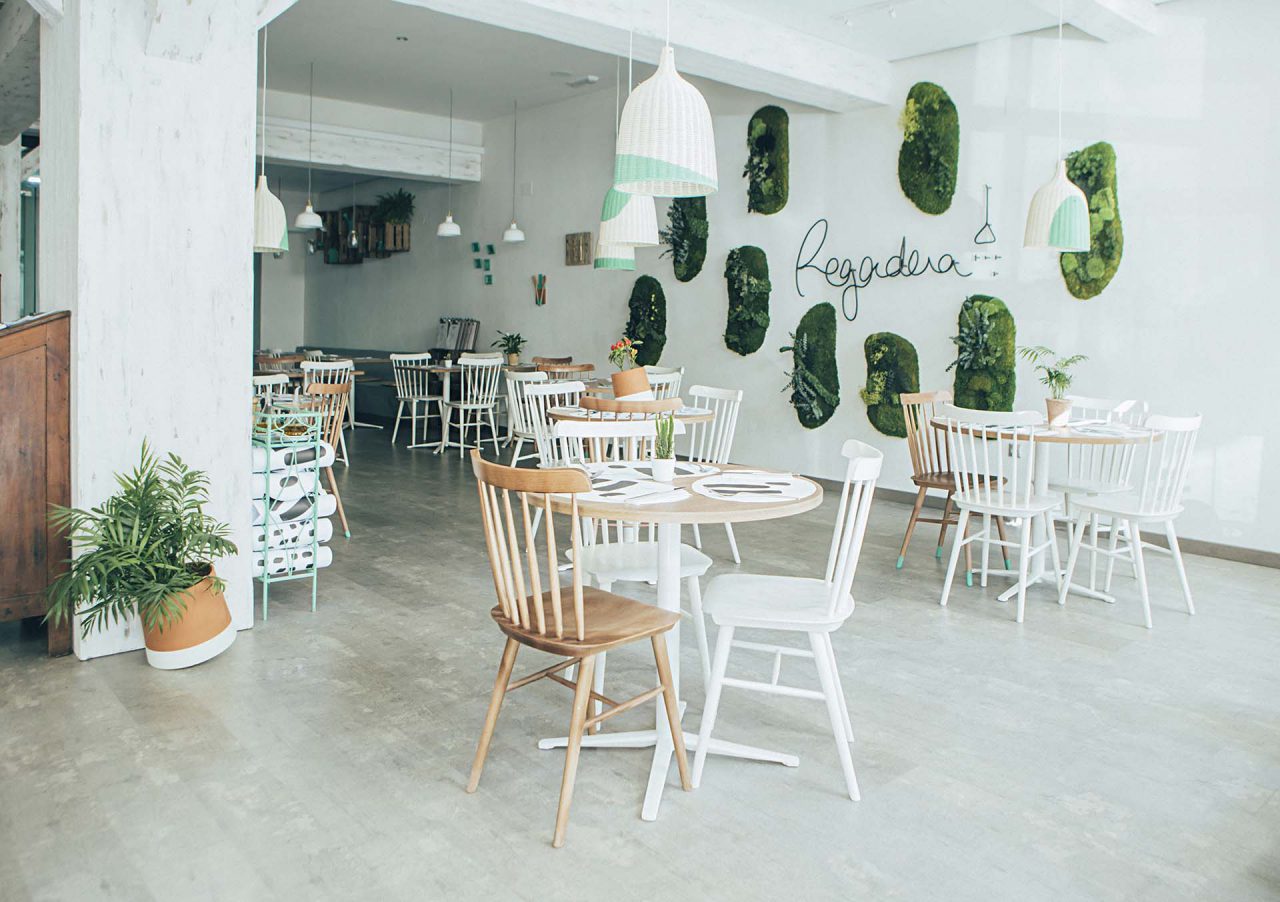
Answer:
xmin=794 ymin=219 xmax=971 ymax=322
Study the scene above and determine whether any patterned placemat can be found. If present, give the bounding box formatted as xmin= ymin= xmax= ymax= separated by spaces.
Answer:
xmin=691 ymin=472 xmax=816 ymax=504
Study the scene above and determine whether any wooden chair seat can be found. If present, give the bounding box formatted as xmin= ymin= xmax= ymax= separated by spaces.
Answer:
xmin=912 ymin=470 xmax=956 ymax=491
xmin=492 ymin=590 xmax=678 ymax=656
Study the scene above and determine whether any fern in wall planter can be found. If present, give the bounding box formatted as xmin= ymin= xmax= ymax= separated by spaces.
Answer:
xmin=860 ymin=332 xmax=919 ymax=437
xmin=723 ymin=246 xmax=771 ymax=355
xmin=897 ymin=82 xmax=959 ymax=215
xmin=744 ymin=105 xmax=789 ymax=215
xmin=624 ymin=275 xmax=667 ymax=366
xmin=949 ymin=294 xmax=1016 ymax=411
xmin=659 ymin=197 xmax=708 ymax=282
xmin=1060 ymin=141 xmax=1123 ymax=299
xmin=780 ymin=302 xmax=839 ymax=429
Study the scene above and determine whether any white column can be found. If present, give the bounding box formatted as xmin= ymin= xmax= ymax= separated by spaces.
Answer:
xmin=39 ymin=0 xmax=258 ymax=659
xmin=0 ymin=139 xmax=19 ymax=321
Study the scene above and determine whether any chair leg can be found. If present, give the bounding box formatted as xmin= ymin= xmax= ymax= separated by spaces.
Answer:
xmin=692 ymin=624 xmax=735 ymax=788
xmin=530 ymin=506 xmax=543 ymax=540
xmin=589 ymin=652 xmax=607 ymax=735
xmin=1130 ymin=521 xmax=1153 ymax=629
xmin=686 ymin=575 xmax=711 ymax=687
xmin=1045 ymin=511 xmax=1063 ymax=593
xmin=552 ymin=654 xmax=595 ymax=848
xmin=936 ymin=493 xmax=955 ymax=560
xmin=980 ymin=514 xmax=992 ymax=588
xmin=691 ymin=523 xmax=703 ymax=550
xmin=489 ymin=410 xmax=501 ymax=454
xmin=1014 ymin=517 xmax=1032 ymax=623
xmin=897 ymin=486 xmax=928 ymax=569
xmin=1058 ymin=511 xmax=1088 ymax=607
xmin=510 ymin=437 xmax=524 ymax=466
xmin=993 ymin=515 xmax=1011 ymax=569
xmin=939 ymin=509 xmax=970 ymax=608
xmin=651 ymin=635 xmax=692 ymax=792
xmin=1104 ymin=516 xmax=1122 ymax=592
xmin=962 ymin=514 xmax=974 ymax=588
xmin=466 ymin=637 xmax=520 ymax=793
xmin=724 ymin=523 xmax=741 ymax=565
xmin=391 ymin=400 xmax=405 ymax=445
xmin=810 ymin=631 xmax=860 ymax=801
xmin=324 ymin=466 xmax=351 ymax=538
xmin=1165 ymin=521 xmax=1195 ymax=615
xmin=822 ymin=633 xmax=854 ymax=742
xmin=1088 ymin=513 xmax=1100 ymax=590
xmin=337 ymin=425 xmax=350 ymax=467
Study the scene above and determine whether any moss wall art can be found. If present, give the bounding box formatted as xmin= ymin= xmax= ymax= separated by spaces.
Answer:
xmin=659 ymin=196 xmax=708 ymax=282
xmin=780 ymin=302 xmax=839 ymax=429
xmin=897 ymin=82 xmax=959 ymax=215
xmin=624 ymin=275 xmax=667 ymax=366
xmin=744 ymin=105 xmax=789 ymax=215
xmin=949 ymin=295 xmax=1016 ymax=411
xmin=859 ymin=332 xmax=920 ymax=437
xmin=723 ymin=245 xmax=771 ymax=355
xmin=1060 ymin=141 xmax=1123 ymax=299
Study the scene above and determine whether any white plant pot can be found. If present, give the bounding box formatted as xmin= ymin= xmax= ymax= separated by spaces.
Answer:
xmin=651 ymin=457 xmax=676 ymax=483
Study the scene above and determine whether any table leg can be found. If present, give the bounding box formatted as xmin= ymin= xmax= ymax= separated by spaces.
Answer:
xmin=434 ymin=372 xmax=452 ymax=454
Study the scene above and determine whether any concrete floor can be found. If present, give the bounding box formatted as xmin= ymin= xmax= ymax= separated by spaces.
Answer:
xmin=2 ymin=431 xmax=1278 ymax=901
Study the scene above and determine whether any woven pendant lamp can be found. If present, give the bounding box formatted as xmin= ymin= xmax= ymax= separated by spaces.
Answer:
xmin=1023 ymin=0 xmax=1089 ymax=252
xmin=598 ymin=187 xmax=658 ymax=248
xmin=593 ymin=239 xmax=636 ymax=271
xmin=253 ymin=27 xmax=288 ymax=253
xmin=614 ymin=45 xmax=717 ymax=197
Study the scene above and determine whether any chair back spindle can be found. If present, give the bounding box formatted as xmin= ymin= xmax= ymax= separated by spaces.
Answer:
xmin=1134 ymin=414 xmax=1201 ymax=517
xmin=525 ymin=380 xmax=586 ymax=468
xmin=390 ymin=352 xmax=433 ymax=401
xmin=458 ymin=356 xmax=504 ymax=407
xmin=899 ymin=390 xmax=953 ymax=479
xmin=821 ymin=440 xmax=882 ymax=617
xmin=686 ymin=385 xmax=743 ymax=465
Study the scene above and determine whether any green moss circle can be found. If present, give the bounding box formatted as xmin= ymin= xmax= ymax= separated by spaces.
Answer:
xmin=897 ymin=82 xmax=959 ymax=215
xmin=952 ymin=295 xmax=1016 ymax=411
xmin=745 ymin=105 xmax=788 ymax=215
xmin=781 ymin=302 xmax=839 ymax=429
xmin=860 ymin=332 xmax=919 ymax=437
xmin=724 ymin=246 xmax=771 ymax=356
xmin=1060 ymin=141 xmax=1123 ymax=299
xmin=660 ymin=197 xmax=708 ymax=282
xmin=625 ymin=275 xmax=667 ymax=366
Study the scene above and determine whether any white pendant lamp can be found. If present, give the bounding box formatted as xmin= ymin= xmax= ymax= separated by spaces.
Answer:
xmin=593 ymin=240 xmax=636 ymax=271
xmin=294 ymin=61 xmax=324 ymax=231
xmin=1023 ymin=0 xmax=1090 ymax=252
xmin=613 ymin=2 xmax=717 ymax=197
xmin=502 ymin=99 xmax=525 ymax=243
xmin=254 ymin=26 xmax=288 ymax=253
xmin=599 ymin=53 xmax=659 ymax=247
xmin=437 ymin=87 xmax=461 ymax=238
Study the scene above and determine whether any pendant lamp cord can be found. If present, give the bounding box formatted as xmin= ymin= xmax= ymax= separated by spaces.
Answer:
xmin=511 ymin=99 xmax=518 ymax=221
xmin=259 ymin=26 xmax=268 ymax=178
xmin=447 ymin=87 xmax=454 ymax=214
xmin=628 ymin=26 xmax=634 ymax=92
xmin=614 ymin=56 xmax=620 ymax=138
xmin=306 ymin=61 xmax=314 ymax=202
xmin=665 ymin=0 xmax=671 ymax=48
xmin=1056 ymin=0 xmax=1063 ymax=162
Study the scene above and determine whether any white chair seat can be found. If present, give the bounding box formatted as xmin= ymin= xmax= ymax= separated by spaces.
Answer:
xmin=1070 ymin=492 xmax=1183 ymax=522
xmin=953 ymin=493 xmax=1059 ymax=517
xmin=401 ymin=393 xmax=442 ymax=403
xmin=575 ymin=541 xmax=711 ymax=584
xmin=442 ymin=400 xmax=496 ymax=410
xmin=703 ymin=574 xmax=853 ymax=631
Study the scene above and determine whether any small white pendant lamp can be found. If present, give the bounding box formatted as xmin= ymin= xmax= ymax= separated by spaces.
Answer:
xmin=599 ymin=52 xmax=659 ymax=247
xmin=254 ymin=26 xmax=288 ymax=253
xmin=593 ymin=239 xmax=636 ymax=271
xmin=613 ymin=1 xmax=717 ymax=197
xmin=502 ymin=99 xmax=525 ymax=243
xmin=1023 ymin=0 xmax=1090 ymax=252
xmin=294 ymin=61 xmax=324 ymax=231
xmin=437 ymin=88 xmax=462 ymax=238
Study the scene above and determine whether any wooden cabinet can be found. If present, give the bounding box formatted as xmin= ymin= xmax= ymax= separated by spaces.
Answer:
xmin=0 ymin=311 xmax=71 ymax=655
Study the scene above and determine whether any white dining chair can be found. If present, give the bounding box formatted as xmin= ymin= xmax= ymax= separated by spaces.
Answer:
xmin=644 ymin=365 xmax=684 ymax=400
xmin=1058 ymin=415 xmax=1200 ymax=629
xmin=301 ymin=359 xmax=354 ymax=464
xmin=304 ymin=349 xmax=325 ymax=361
xmin=504 ymin=371 xmax=549 ymax=465
xmin=524 ymin=380 xmax=586 ymax=469
xmin=252 ymin=373 xmax=292 ymax=407
xmin=440 ymin=356 xmax=503 ymax=457
xmin=693 ymin=439 xmax=882 ymax=802
xmin=389 ymin=352 xmax=441 ymax=448
xmin=685 ymin=385 xmax=745 ymax=563
xmin=938 ymin=406 xmax=1061 ymax=623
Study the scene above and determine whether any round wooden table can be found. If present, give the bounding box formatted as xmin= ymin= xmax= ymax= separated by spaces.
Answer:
xmin=548 ymin=404 xmax=714 ymax=424
xmin=540 ymin=463 xmax=823 ymax=821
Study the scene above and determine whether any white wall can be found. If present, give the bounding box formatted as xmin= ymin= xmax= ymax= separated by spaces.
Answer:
xmin=257 ymin=188 xmax=307 ymax=349
xmin=301 ymin=0 xmax=1279 ymax=554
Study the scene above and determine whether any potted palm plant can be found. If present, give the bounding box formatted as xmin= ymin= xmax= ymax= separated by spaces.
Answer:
xmin=45 ymin=443 xmax=239 ymax=670
xmin=491 ymin=330 xmax=528 ymax=366
xmin=1018 ymin=345 xmax=1087 ymax=427
xmin=651 ymin=413 xmax=677 ymax=483
xmin=608 ymin=336 xmax=650 ymax=398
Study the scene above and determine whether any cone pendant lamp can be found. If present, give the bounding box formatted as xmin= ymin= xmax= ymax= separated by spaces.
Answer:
xmin=253 ymin=27 xmax=288 ymax=253
xmin=593 ymin=239 xmax=636 ymax=271
xmin=1023 ymin=0 xmax=1089 ymax=252
xmin=437 ymin=87 xmax=461 ymax=238
xmin=503 ymin=99 xmax=525 ymax=243
xmin=294 ymin=61 xmax=324 ymax=232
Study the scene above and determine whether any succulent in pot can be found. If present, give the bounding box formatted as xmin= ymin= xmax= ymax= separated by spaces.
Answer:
xmin=651 ymin=413 xmax=677 ymax=483
xmin=45 ymin=442 xmax=239 ymax=669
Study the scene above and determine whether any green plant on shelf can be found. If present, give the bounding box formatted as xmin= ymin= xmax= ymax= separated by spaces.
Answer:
xmin=44 ymin=442 xmax=237 ymax=637
xmin=372 ymin=188 xmax=415 ymax=224
xmin=491 ymin=331 xmax=527 ymax=355
xmin=654 ymin=413 xmax=676 ymax=460
xmin=1018 ymin=345 xmax=1087 ymax=400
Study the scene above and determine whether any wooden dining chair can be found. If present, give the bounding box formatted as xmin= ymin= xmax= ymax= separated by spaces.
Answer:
xmin=467 ymin=452 xmax=690 ymax=847
xmin=532 ymin=356 xmax=573 ymax=367
xmin=302 ymin=360 xmax=354 ymax=464
xmin=303 ymin=382 xmax=352 ymax=539
xmin=897 ymin=390 xmax=1008 ymax=572
xmin=538 ymin=362 xmax=596 ymax=383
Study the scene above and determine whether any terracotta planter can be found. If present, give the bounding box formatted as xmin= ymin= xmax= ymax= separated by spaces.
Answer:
xmin=1045 ymin=397 xmax=1072 ymax=428
xmin=611 ymin=367 xmax=652 ymax=400
xmin=142 ymin=568 xmax=235 ymax=670
xmin=506 ymin=352 xmax=521 ymax=366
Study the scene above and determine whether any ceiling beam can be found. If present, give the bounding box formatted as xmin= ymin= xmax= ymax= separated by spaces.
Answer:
xmin=261 ymin=116 xmax=483 ymax=184
xmin=24 ymin=0 xmax=63 ymax=23
xmin=1028 ymin=0 xmax=1160 ymax=41
xmin=392 ymin=0 xmax=890 ymax=112
xmin=0 ymin=1 xmax=39 ymax=145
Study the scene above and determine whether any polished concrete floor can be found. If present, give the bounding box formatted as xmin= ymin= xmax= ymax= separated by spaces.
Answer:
xmin=2 ymin=431 xmax=1278 ymax=901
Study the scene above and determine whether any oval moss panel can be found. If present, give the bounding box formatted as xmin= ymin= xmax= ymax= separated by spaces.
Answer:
xmin=860 ymin=332 xmax=919 ymax=438
xmin=1060 ymin=141 xmax=1123 ymax=299
xmin=625 ymin=275 xmax=667 ymax=366
xmin=781 ymin=302 xmax=839 ymax=429
xmin=724 ymin=245 xmax=771 ymax=356
xmin=951 ymin=294 xmax=1016 ymax=411
xmin=745 ymin=105 xmax=788 ymax=215
xmin=897 ymin=82 xmax=959 ymax=215
xmin=661 ymin=196 xmax=708 ymax=282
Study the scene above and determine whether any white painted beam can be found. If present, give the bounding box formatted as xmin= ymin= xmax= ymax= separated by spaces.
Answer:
xmin=261 ymin=116 xmax=483 ymax=183
xmin=257 ymin=0 xmax=299 ymax=29
xmin=0 ymin=0 xmax=39 ymax=144
xmin=1028 ymin=0 xmax=1160 ymax=41
xmin=145 ymin=0 xmax=213 ymax=62
xmin=393 ymin=0 xmax=890 ymax=111
xmin=24 ymin=0 xmax=63 ymax=23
